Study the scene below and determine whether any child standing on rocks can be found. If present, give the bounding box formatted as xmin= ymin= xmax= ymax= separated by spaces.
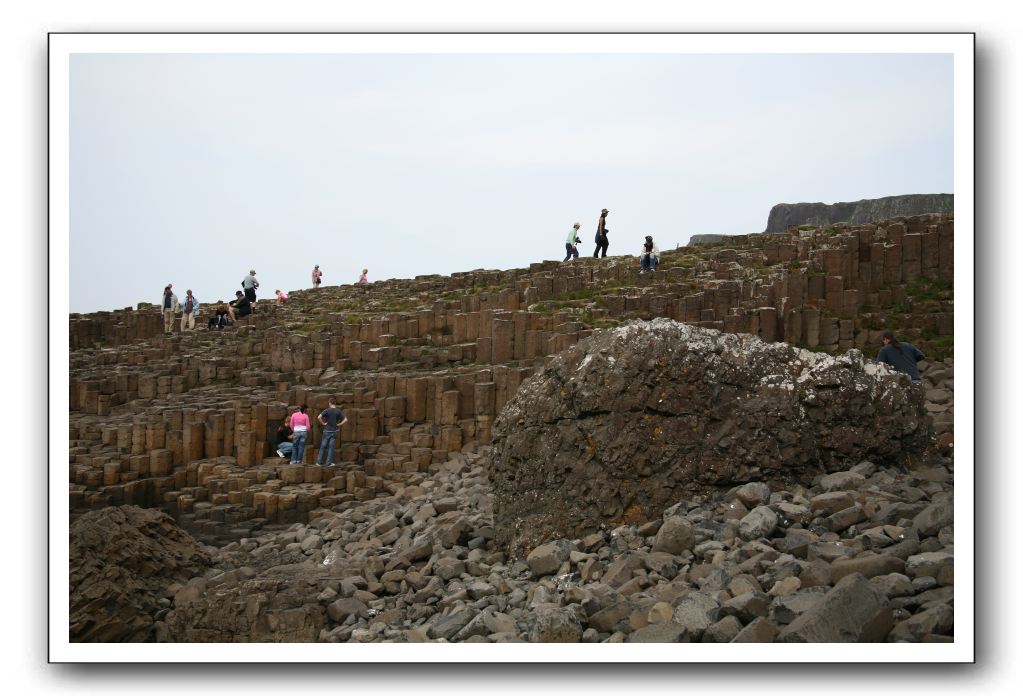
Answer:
xmin=311 ymin=264 xmax=322 ymax=289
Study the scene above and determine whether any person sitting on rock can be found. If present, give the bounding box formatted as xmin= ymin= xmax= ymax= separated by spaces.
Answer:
xmin=229 ymin=290 xmax=252 ymax=320
xmin=640 ymin=235 xmax=660 ymax=273
xmin=876 ymin=329 xmax=925 ymax=384
xmin=207 ymin=302 xmax=231 ymax=330
xmin=275 ymin=416 xmax=294 ymax=458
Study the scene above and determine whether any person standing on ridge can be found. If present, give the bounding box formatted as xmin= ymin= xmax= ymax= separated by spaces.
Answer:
xmin=593 ymin=208 xmax=610 ymax=258
xmin=316 ymin=397 xmax=348 ymax=467
xmin=161 ymin=284 xmax=178 ymax=334
xmin=876 ymin=330 xmax=925 ymax=384
xmin=312 ymin=265 xmax=322 ymax=289
xmin=359 ymin=268 xmax=369 ymax=289
xmin=564 ymin=223 xmax=581 ymax=261
xmin=241 ymin=270 xmax=259 ymax=307
xmin=179 ymin=289 xmax=199 ymax=331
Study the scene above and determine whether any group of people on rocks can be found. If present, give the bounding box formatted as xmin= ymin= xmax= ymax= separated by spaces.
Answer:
xmin=562 ymin=208 xmax=659 ymax=272
xmin=311 ymin=264 xmax=369 ymax=290
xmin=274 ymin=398 xmax=348 ymax=466
xmin=161 ymin=265 xmax=369 ymax=333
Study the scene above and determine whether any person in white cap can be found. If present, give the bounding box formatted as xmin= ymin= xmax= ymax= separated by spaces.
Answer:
xmin=241 ymin=270 xmax=259 ymax=307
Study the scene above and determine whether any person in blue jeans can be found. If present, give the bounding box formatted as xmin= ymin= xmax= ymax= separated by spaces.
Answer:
xmin=290 ymin=405 xmax=311 ymax=464
xmin=316 ymin=397 xmax=348 ymax=466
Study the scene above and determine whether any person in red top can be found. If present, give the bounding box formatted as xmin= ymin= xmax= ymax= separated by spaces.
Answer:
xmin=289 ymin=405 xmax=311 ymax=464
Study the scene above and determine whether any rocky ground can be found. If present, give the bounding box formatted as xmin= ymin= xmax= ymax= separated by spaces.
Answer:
xmin=141 ymin=442 xmax=952 ymax=643
xmin=70 ymin=324 xmax=954 ymax=644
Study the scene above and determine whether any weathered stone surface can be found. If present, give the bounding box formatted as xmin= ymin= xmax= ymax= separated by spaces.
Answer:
xmin=528 ymin=604 xmax=583 ymax=642
xmin=526 ymin=539 xmax=574 ymax=578
xmin=489 ymin=320 xmax=931 ymax=554
xmin=672 ymin=591 xmax=720 ymax=639
xmin=652 ymin=516 xmax=696 ymax=555
xmin=731 ymin=617 xmax=780 ymax=643
xmin=778 ymin=574 xmax=893 ymax=642
xmin=628 ymin=621 xmax=689 ymax=643
xmin=739 ymin=506 xmax=779 ymax=541
xmin=830 ymin=553 xmax=906 ymax=583
xmin=905 ymin=552 xmax=954 ymax=585
xmin=70 ymin=505 xmax=212 ymax=642
xmin=912 ymin=499 xmax=953 ymax=538
xmin=889 ymin=604 xmax=954 ymax=642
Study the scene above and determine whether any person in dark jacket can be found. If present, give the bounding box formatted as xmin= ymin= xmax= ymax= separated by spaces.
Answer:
xmin=275 ymin=417 xmax=294 ymax=458
xmin=593 ymin=208 xmax=609 ymax=258
xmin=876 ymin=330 xmax=925 ymax=383
xmin=229 ymin=291 xmax=252 ymax=320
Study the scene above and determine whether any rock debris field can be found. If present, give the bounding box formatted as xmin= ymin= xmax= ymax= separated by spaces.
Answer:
xmin=71 ymin=322 xmax=955 ymax=644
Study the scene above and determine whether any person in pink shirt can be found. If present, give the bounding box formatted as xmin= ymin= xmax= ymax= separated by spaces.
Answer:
xmin=311 ymin=265 xmax=322 ymax=289
xmin=289 ymin=405 xmax=311 ymax=464
xmin=275 ymin=289 xmax=288 ymax=305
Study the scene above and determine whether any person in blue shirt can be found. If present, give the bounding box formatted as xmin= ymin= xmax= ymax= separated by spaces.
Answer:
xmin=876 ymin=330 xmax=925 ymax=384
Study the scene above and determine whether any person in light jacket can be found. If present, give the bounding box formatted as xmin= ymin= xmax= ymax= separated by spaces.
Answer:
xmin=179 ymin=289 xmax=200 ymax=331
xmin=161 ymin=285 xmax=179 ymax=334
xmin=640 ymin=235 xmax=660 ymax=273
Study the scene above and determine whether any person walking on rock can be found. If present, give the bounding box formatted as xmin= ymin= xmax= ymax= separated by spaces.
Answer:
xmin=289 ymin=405 xmax=311 ymax=464
xmin=179 ymin=289 xmax=199 ymax=331
xmin=640 ymin=235 xmax=660 ymax=273
xmin=876 ymin=330 xmax=925 ymax=384
xmin=241 ymin=270 xmax=259 ymax=306
xmin=564 ymin=223 xmax=581 ymax=261
xmin=311 ymin=264 xmax=323 ymax=289
xmin=316 ymin=397 xmax=348 ymax=467
xmin=593 ymin=208 xmax=610 ymax=258
xmin=359 ymin=268 xmax=369 ymax=287
xmin=275 ymin=416 xmax=294 ymax=458
xmin=161 ymin=285 xmax=178 ymax=334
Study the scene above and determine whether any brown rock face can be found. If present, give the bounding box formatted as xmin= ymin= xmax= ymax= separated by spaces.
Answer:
xmin=487 ymin=320 xmax=932 ymax=555
xmin=69 ymin=506 xmax=212 ymax=642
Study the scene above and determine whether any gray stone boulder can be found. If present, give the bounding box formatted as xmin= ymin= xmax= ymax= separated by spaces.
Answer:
xmin=488 ymin=320 xmax=932 ymax=554
xmin=778 ymin=573 xmax=893 ymax=642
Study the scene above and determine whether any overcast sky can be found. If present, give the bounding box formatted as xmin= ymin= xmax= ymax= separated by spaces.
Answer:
xmin=69 ymin=52 xmax=952 ymax=313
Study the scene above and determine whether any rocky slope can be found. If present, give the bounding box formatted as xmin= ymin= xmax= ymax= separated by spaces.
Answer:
xmin=69 ymin=506 xmax=213 ymax=641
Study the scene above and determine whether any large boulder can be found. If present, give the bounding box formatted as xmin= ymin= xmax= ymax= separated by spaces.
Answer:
xmin=488 ymin=319 xmax=932 ymax=555
xmin=69 ymin=505 xmax=213 ymax=642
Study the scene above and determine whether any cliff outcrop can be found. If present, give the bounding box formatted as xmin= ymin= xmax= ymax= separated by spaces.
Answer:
xmin=765 ymin=194 xmax=953 ymax=233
